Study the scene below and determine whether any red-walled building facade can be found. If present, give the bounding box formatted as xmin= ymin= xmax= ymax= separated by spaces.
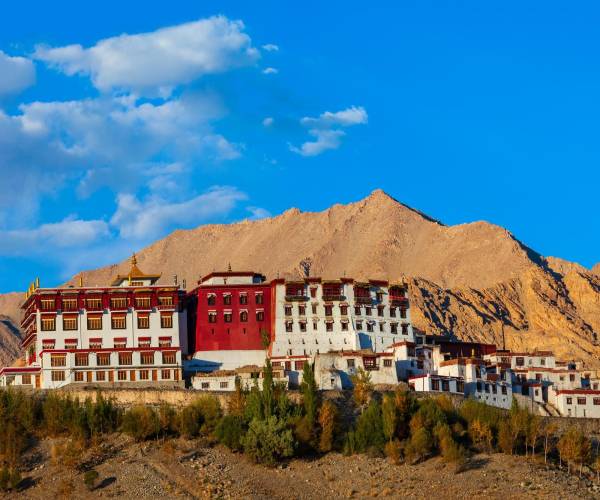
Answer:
xmin=187 ymin=272 xmax=273 ymax=354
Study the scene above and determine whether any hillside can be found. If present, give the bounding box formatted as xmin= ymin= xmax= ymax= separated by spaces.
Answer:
xmin=1 ymin=189 xmax=599 ymax=366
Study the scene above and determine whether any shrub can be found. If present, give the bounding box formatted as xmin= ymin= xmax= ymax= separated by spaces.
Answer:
xmin=558 ymin=426 xmax=591 ymax=475
xmin=121 ymin=406 xmax=160 ymax=441
xmin=382 ymin=394 xmax=398 ymax=442
xmin=497 ymin=420 xmax=514 ymax=455
xmin=405 ymin=427 xmax=433 ymax=463
xmin=468 ymin=420 xmax=493 ymax=452
xmin=350 ymin=368 xmax=373 ymax=408
xmin=409 ymin=399 xmax=447 ymax=436
xmin=293 ymin=415 xmax=317 ymax=453
xmin=318 ymin=400 xmax=338 ymax=453
xmin=83 ymin=469 xmax=99 ymax=491
xmin=384 ymin=439 xmax=403 ymax=464
xmin=353 ymin=400 xmax=385 ymax=453
xmin=158 ymin=403 xmax=177 ymax=436
xmin=216 ymin=415 xmax=246 ymax=452
xmin=193 ymin=396 xmax=222 ymax=436
xmin=177 ymin=405 xmax=202 ymax=439
xmin=242 ymin=416 xmax=295 ymax=466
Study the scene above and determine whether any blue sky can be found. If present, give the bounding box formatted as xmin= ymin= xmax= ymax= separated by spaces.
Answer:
xmin=0 ymin=1 xmax=599 ymax=292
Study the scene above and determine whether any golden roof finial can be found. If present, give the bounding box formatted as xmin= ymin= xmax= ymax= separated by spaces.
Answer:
xmin=131 ymin=253 xmax=138 ymax=266
xmin=78 ymin=274 xmax=83 ymax=287
xmin=227 ymin=262 xmax=232 ymax=272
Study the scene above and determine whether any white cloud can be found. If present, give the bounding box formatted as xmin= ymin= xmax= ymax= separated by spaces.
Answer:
xmin=262 ymin=67 xmax=278 ymax=75
xmin=0 ymin=51 xmax=35 ymax=96
xmin=290 ymin=106 xmax=368 ymax=157
xmin=34 ymin=16 xmax=259 ymax=96
xmin=289 ymin=129 xmax=345 ymax=157
xmin=300 ymin=106 xmax=368 ymax=128
xmin=262 ymin=44 xmax=279 ymax=52
xmin=262 ymin=117 xmax=274 ymax=127
xmin=0 ymin=217 xmax=109 ymax=256
xmin=246 ymin=206 xmax=272 ymax=220
xmin=110 ymin=186 xmax=247 ymax=240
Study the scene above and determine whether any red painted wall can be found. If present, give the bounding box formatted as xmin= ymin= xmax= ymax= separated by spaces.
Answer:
xmin=194 ymin=284 xmax=272 ymax=351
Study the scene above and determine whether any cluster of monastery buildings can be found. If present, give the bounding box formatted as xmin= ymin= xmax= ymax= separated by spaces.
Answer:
xmin=1 ymin=256 xmax=600 ymax=418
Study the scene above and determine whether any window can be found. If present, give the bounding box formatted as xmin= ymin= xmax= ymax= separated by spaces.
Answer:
xmin=378 ymin=306 xmax=384 ymax=317
xmin=135 ymin=297 xmax=151 ymax=309
xmin=347 ymin=359 xmax=355 ymax=369
xmin=540 ymin=358 xmax=546 ymax=366
xmin=208 ymin=312 xmax=217 ymax=323
xmin=96 ymin=371 xmax=106 ymax=382
xmin=324 ymin=305 xmax=333 ymax=316
xmin=137 ymin=315 xmax=150 ymax=329
xmin=112 ymin=315 xmax=126 ymax=329
xmin=117 ymin=371 xmax=127 ymax=381
xmin=354 ymin=306 xmax=361 ymax=315
xmin=389 ymin=307 xmax=396 ymax=318
xmin=356 ymin=321 xmax=363 ymax=330
xmin=223 ymin=294 xmax=232 ymax=305
xmin=111 ymin=297 xmax=128 ymax=309
xmin=457 ymin=381 xmax=465 ymax=393
xmin=63 ymin=317 xmax=78 ymax=331
xmin=400 ymin=308 xmax=407 ymax=319
xmin=41 ymin=299 xmax=55 ymax=311
xmin=51 ymin=371 xmax=65 ymax=382
xmin=365 ymin=307 xmax=372 ymax=316
xmin=312 ymin=304 xmax=317 ymax=314
xmin=284 ymin=305 xmax=292 ymax=316
xmin=158 ymin=295 xmax=173 ymax=307
xmin=74 ymin=372 xmax=84 ymax=382
xmin=201 ymin=382 xmax=210 ymax=389
xmin=516 ymin=357 xmax=525 ymax=367
xmin=295 ymin=360 xmax=305 ymax=371
xmin=300 ymin=322 xmax=307 ymax=332
xmin=402 ymin=324 xmax=409 ymax=335
xmin=593 ymin=398 xmax=600 ymax=406
xmin=162 ymin=369 xmax=172 ymax=380
xmin=379 ymin=322 xmax=384 ymax=332
xmin=255 ymin=293 xmax=264 ymax=304
xmin=65 ymin=339 xmax=78 ymax=350
xmin=89 ymin=338 xmax=102 ymax=349
xmin=62 ymin=298 xmax=78 ymax=311
xmin=207 ymin=295 xmax=216 ymax=305
xmin=313 ymin=321 xmax=318 ymax=330
xmin=299 ymin=305 xmax=306 ymax=316
xmin=86 ymin=298 xmax=102 ymax=310
xmin=240 ymin=311 xmax=248 ymax=322
xmin=310 ymin=287 xmax=317 ymax=298
xmin=220 ymin=381 xmax=229 ymax=389
xmin=577 ymin=397 xmax=586 ymax=405
xmin=376 ymin=292 xmax=383 ymax=302
xmin=159 ymin=337 xmax=172 ymax=348
xmin=141 ymin=352 xmax=155 ymax=365
xmin=391 ymin=323 xmax=398 ymax=334
xmin=119 ymin=353 xmax=132 ymax=365
xmin=239 ymin=294 xmax=248 ymax=305
xmin=161 ymin=313 xmax=173 ymax=328
xmin=97 ymin=353 xmax=111 ymax=366
xmin=431 ymin=379 xmax=440 ymax=391
xmin=442 ymin=380 xmax=450 ymax=392
xmin=21 ymin=374 xmax=31 ymax=385
xmin=139 ymin=370 xmax=149 ymax=380
xmin=75 ymin=353 xmax=89 ymax=367
xmin=326 ymin=322 xmax=333 ymax=332
xmin=502 ymin=385 xmax=507 ymax=395
xmin=51 ymin=354 xmax=66 ymax=367
xmin=162 ymin=352 xmax=176 ymax=364
xmin=41 ymin=317 xmax=56 ymax=331
xmin=367 ymin=323 xmax=374 ymax=333
xmin=383 ymin=359 xmax=392 ymax=367
xmin=570 ymin=374 xmax=575 ymax=382
xmin=256 ymin=311 xmax=264 ymax=321
xmin=341 ymin=321 xmax=348 ymax=331
xmin=114 ymin=339 xmax=127 ymax=348
xmin=285 ymin=321 xmax=293 ymax=333
xmin=340 ymin=305 xmax=348 ymax=316
xmin=224 ymin=312 xmax=232 ymax=323
xmin=87 ymin=316 xmax=102 ymax=330
xmin=566 ymin=397 xmax=572 ymax=405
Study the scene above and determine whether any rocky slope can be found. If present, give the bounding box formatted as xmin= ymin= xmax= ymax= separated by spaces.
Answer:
xmin=1 ymin=190 xmax=599 ymax=366
xmin=0 ymin=292 xmax=24 ymax=365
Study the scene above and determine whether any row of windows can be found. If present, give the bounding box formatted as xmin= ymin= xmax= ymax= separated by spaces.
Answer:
xmin=565 ymin=396 xmax=600 ymax=406
xmin=41 ymin=314 xmax=173 ymax=331
xmin=41 ymin=296 xmax=175 ymax=311
xmin=207 ymin=292 xmax=264 ymax=306
xmin=283 ymin=304 xmax=407 ymax=318
xmin=199 ymin=381 xmax=231 ymax=389
xmin=52 ymin=351 xmax=177 ymax=367
xmin=53 ymin=368 xmax=175 ymax=383
xmin=208 ymin=310 xmax=265 ymax=323
xmin=430 ymin=379 xmax=465 ymax=393
xmin=283 ymin=320 xmax=409 ymax=334
xmin=43 ymin=338 xmax=173 ymax=350
xmin=475 ymin=381 xmax=509 ymax=395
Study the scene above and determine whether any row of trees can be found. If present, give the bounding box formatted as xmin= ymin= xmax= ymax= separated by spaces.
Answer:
xmin=0 ymin=364 xmax=599 ymax=488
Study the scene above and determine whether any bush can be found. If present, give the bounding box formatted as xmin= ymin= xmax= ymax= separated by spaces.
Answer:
xmin=216 ymin=415 xmax=246 ymax=452
xmin=384 ymin=439 xmax=403 ymax=464
xmin=468 ymin=420 xmax=493 ymax=452
xmin=121 ymin=406 xmax=160 ymax=441
xmin=192 ymin=396 xmax=222 ymax=436
xmin=497 ymin=420 xmax=514 ymax=455
xmin=243 ymin=416 xmax=295 ymax=466
xmin=318 ymin=400 xmax=338 ymax=453
xmin=177 ymin=405 xmax=203 ymax=439
xmin=0 ymin=467 xmax=21 ymax=492
xmin=405 ymin=427 xmax=433 ymax=463
xmin=83 ymin=469 xmax=99 ymax=491
xmin=350 ymin=368 xmax=373 ymax=408
xmin=353 ymin=400 xmax=385 ymax=453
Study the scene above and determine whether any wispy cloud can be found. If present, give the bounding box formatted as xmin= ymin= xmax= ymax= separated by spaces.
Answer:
xmin=0 ymin=50 xmax=35 ymax=96
xmin=262 ymin=67 xmax=279 ymax=75
xmin=290 ymin=106 xmax=368 ymax=157
xmin=261 ymin=44 xmax=279 ymax=52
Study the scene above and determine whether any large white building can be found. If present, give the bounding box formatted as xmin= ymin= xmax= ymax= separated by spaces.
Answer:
xmin=0 ymin=256 xmax=185 ymax=389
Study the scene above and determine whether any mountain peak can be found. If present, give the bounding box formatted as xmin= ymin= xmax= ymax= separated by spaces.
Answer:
xmin=593 ymin=263 xmax=600 ymax=276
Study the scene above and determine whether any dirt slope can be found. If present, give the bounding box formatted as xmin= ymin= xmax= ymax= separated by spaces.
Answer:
xmin=1 ymin=190 xmax=599 ymax=366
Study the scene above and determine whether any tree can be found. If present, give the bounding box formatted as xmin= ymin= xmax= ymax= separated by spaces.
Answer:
xmin=301 ymin=363 xmax=319 ymax=425
xmin=228 ymin=379 xmax=247 ymax=417
xmin=498 ymin=420 xmax=514 ymax=455
xmin=242 ymin=416 xmax=295 ymax=466
xmin=558 ymin=427 xmax=591 ymax=476
xmin=469 ymin=420 xmax=493 ymax=453
xmin=262 ymin=360 xmax=275 ymax=418
xmin=350 ymin=368 xmax=373 ymax=408
xmin=318 ymin=400 xmax=338 ymax=453
xmin=406 ymin=427 xmax=433 ymax=464
xmin=121 ymin=406 xmax=161 ymax=441
xmin=353 ymin=400 xmax=385 ymax=454
xmin=382 ymin=394 xmax=398 ymax=442
xmin=541 ymin=421 xmax=558 ymax=464
xmin=525 ymin=414 xmax=542 ymax=457
xmin=508 ymin=398 xmax=529 ymax=454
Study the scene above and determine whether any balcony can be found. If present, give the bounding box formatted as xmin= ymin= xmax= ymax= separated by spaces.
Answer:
xmin=322 ymin=295 xmax=345 ymax=302
xmin=285 ymin=295 xmax=308 ymax=302
xmin=355 ymin=296 xmax=372 ymax=305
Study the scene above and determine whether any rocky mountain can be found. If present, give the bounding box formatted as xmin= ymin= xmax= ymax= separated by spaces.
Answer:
xmin=593 ymin=263 xmax=600 ymax=276
xmin=1 ymin=189 xmax=599 ymax=366
xmin=0 ymin=292 xmax=24 ymax=365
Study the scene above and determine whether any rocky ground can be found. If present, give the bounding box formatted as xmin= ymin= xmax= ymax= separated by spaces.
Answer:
xmin=7 ymin=435 xmax=600 ymax=499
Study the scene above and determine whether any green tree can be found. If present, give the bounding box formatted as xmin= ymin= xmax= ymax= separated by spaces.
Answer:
xmin=242 ymin=416 xmax=295 ymax=466
xmin=353 ymin=400 xmax=385 ymax=454
xmin=262 ymin=360 xmax=275 ymax=418
xmin=121 ymin=406 xmax=160 ymax=441
xmin=382 ymin=393 xmax=398 ymax=442
xmin=301 ymin=363 xmax=319 ymax=425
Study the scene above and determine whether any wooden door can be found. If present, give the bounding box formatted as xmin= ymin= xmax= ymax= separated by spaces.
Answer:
xmin=152 ymin=370 xmax=158 ymax=381
xmin=108 ymin=370 xmax=114 ymax=383
xmin=35 ymin=375 xmax=41 ymax=389
xmin=87 ymin=371 xmax=92 ymax=382
xmin=130 ymin=370 xmax=136 ymax=382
